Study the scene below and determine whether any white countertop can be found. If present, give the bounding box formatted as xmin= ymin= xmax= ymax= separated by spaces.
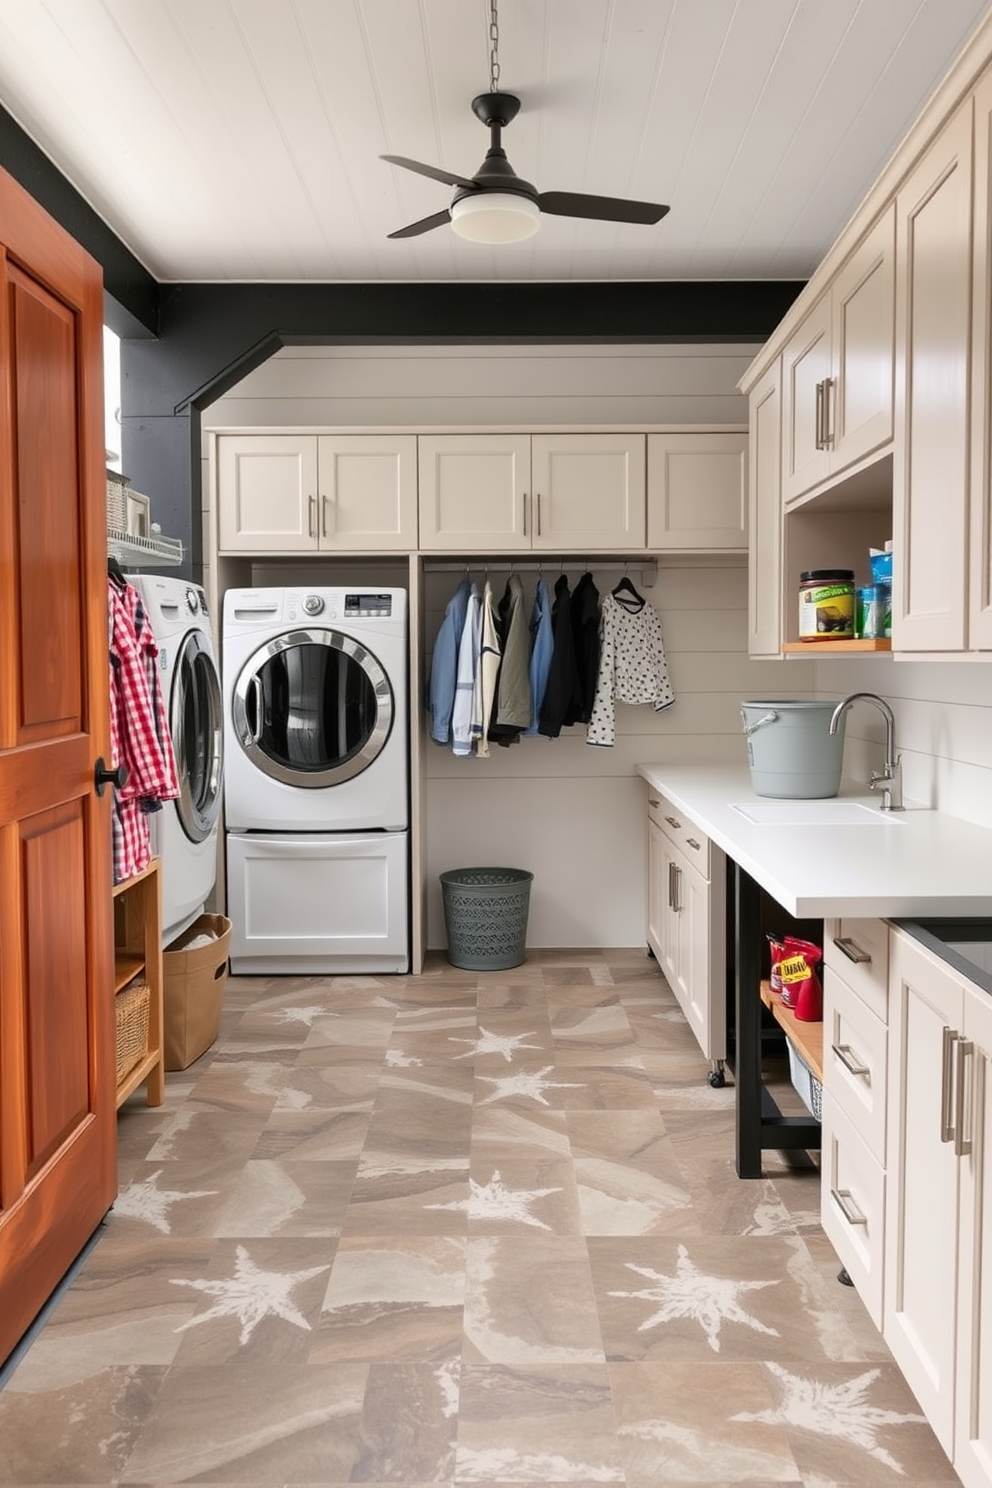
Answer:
xmin=635 ymin=764 xmax=992 ymax=918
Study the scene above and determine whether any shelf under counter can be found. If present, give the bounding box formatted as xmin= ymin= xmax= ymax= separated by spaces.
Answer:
xmin=782 ymin=639 xmax=891 ymax=654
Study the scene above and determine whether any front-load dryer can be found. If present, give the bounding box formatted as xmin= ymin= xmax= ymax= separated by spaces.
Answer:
xmin=131 ymin=574 xmax=224 ymax=945
xmin=222 ymin=587 xmax=408 ymax=833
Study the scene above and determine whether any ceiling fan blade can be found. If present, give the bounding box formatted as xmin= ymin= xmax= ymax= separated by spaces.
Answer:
xmin=381 ymin=154 xmax=473 ymax=189
xmin=387 ymin=208 xmax=453 ymax=240
xmin=537 ymin=191 xmax=670 ymax=225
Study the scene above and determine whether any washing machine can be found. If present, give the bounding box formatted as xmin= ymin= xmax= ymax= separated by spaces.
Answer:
xmin=131 ymin=574 xmax=224 ymax=946
xmin=222 ymin=586 xmax=409 ymax=975
xmin=222 ymin=586 xmax=407 ymax=833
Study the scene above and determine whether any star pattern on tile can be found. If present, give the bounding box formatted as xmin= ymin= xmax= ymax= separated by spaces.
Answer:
xmin=270 ymin=1004 xmax=334 ymax=1027
xmin=385 ymin=1047 xmax=424 ymax=1067
xmin=456 ymin=1445 xmax=622 ymax=1481
xmin=610 ymin=1243 xmax=780 ymax=1352
xmin=170 ymin=1244 xmax=329 ymax=1344
xmin=476 ymin=1065 xmax=582 ymax=1106
xmin=427 ymin=1169 xmax=561 ymax=1229
xmin=113 ymin=1169 xmax=218 ymax=1234
xmin=732 ymin=1360 xmax=927 ymax=1474
xmin=449 ymin=1027 xmax=543 ymax=1062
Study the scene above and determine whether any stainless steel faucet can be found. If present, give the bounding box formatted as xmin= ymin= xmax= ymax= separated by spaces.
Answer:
xmin=828 ymin=692 xmax=903 ymax=810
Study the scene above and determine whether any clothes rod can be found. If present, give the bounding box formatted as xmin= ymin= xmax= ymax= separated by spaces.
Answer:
xmin=422 ymin=558 xmax=658 ymax=587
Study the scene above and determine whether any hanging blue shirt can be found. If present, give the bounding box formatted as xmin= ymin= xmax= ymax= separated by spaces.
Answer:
xmin=428 ymin=577 xmax=471 ymax=744
xmin=523 ymin=576 xmax=553 ymax=736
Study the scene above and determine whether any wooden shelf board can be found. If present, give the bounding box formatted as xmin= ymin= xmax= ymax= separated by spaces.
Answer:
xmin=760 ymin=979 xmax=823 ymax=1081
xmin=115 ymin=1047 xmax=164 ymax=1109
xmin=114 ymin=953 xmax=144 ymax=993
xmin=782 ymin=639 xmax=891 ymax=654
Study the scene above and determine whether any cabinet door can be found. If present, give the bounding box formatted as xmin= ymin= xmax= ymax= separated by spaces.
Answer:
xmin=831 ymin=205 xmax=895 ymax=474
xmin=892 ymin=104 xmax=973 ymax=652
xmin=317 ymin=435 xmax=417 ymax=550
xmin=531 ymin=434 xmax=645 ymax=550
xmin=885 ymin=931 xmax=964 ymax=1453
xmin=781 ymin=294 xmax=833 ymax=503
xmin=217 ymin=434 xmax=319 ymax=552
xmin=747 ymin=361 xmax=785 ymax=657
xmin=821 ymin=1097 xmax=886 ymax=1328
xmin=418 ymin=434 xmax=530 ymax=550
xmin=969 ymin=73 xmax=992 ymax=652
xmin=672 ymin=845 xmax=726 ymax=1064
xmin=955 ymin=983 xmax=992 ymax=1488
xmin=647 ymin=432 xmax=748 ymax=551
xmin=646 ymin=813 xmax=667 ymax=965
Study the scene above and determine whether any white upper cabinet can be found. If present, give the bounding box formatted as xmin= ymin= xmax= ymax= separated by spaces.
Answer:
xmin=216 ymin=433 xmax=418 ymax=553
xmin=747 ymin=363 xmax=785 ymax=657
xmin=647 ymin=431 xmax=748 ymax=551
xmin=969 ymin=71 xmax=992 ymax=652
xmin=892 ymin=103 xmax=974 ymax=652
xmin=782 ymin=206 xmax=896 ymax=506
xmin=418 ymin=433 xmax=646 ymax=552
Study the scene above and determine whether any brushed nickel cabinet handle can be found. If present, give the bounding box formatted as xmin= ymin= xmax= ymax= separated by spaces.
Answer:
xmin=522 ymin=492 xmax=528 ymax=537
xmin=941 ymin=1026 xmax=959 ymax=1143
xmin=831 ymin=1043 xmax=870 ymax=1080
xmin=833 ymin=936 xmax=871 ymax=965
xmin=536 ymin=491 xmax=542 ymax=536
xmin=955 ymin=1039 xmax=974 ymax=1158
xmin=686 ymin=837 xmax=702 ymax=852
xmin=814 ymin=379 xmax=825 ymax=449
xmin=831 ymin=1187 xmax=868 ymax=1226
xmin=648 ymin=797 xmax=660 ymax=808
xmin=664 ymin=814 xmax=681 ymax=830
xmin=823 ymin=376 xmax=835 ymax=446
xmin=673 ymin=864 xmax=683 ymax=914
xmin=667 ymin=860 xmax=675 ymax=910
xmin=308 ymin=494 xmax=317 ymax=539
xmin=322 ymin=493 xmax=333 ymax=537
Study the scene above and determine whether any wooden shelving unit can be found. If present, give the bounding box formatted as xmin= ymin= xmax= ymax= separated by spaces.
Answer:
xmin=782 ymin=638 xmax=891 ymax=655
xmin=759 ymin=979 xmax=823 ymax=1081
xmin=113 ymin=857 xmax=165 ymax=1108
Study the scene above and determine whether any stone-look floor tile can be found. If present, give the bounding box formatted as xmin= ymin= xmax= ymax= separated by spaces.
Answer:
xmin=472 ymin=1060 xmax=587 ymax=1112
xmin=608 ymin=1358 xmax=800 ymax=1484
xmin=341 ymin=1172 xmax=471 ymax=1239
xmin=751 ymin=1361 xmax=958 ymax=1483
xmin=463 ymin=1235 xmax=604 ymax=1365
xmin=464 ymin=1158 xmax=582 ymax=1236
xmin=119 ymin=1361 xmax=368 ymax=1483
xmin=0 ymin=1364 xmax=167 ymax=1484
xmin=251 ymin=1106 xmax=371 ymax=1162
xmin=470 ymin=1104 xmax=571 ymax=1161
xmin=455 ymin=1362 xmax=624 ymax=1482
xmin=552 ymin=1052 xmax=659 ymax=1110
xmin=351 ymin=1356 xmax=460 ymax=1481
xmin=109 ymin=1158 xmax=241 ymax=1238
xmin=311 ymin=1237 xmax=466 ymax=1363
xmin=142 ymin=1107 xmax=268 ymax=1166
xmin=300 ymin=1010 xmax=398 ymax=1053
xmin=210 ymin=1158 xmax=355 ymax=1238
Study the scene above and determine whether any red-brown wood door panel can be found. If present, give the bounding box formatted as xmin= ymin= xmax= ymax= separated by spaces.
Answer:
xmin=0 ymin=163 xmax=116 ymax=1365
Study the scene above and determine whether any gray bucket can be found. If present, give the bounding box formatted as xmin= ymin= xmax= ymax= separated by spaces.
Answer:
xmin=740 ymin=699 xmax=846 ymax=799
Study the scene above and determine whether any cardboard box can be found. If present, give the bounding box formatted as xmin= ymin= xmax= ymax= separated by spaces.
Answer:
xmin=163 ymin=913 xmax=231 ymax=1070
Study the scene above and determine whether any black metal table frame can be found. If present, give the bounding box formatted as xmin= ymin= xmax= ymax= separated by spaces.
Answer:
xmin=733 ymin=860 xmax=822 ymax=1178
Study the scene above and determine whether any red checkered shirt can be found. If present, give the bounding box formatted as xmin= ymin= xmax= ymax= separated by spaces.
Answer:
xmin=108 ymin=577 xmax=180 ymax=884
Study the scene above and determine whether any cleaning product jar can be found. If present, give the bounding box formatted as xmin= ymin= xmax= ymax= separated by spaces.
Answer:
xmin=798 ymin=569 xmax=855 ymax=640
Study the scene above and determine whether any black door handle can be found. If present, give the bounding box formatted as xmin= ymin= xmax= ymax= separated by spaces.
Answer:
xmin=94 ymin=757 xmax=129 ymax=797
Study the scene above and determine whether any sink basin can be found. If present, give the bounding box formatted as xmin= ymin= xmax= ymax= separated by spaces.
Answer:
xmin=729 ymin=800 xmax=903 ymax=826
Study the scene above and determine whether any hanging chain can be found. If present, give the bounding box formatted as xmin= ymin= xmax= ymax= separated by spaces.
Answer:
xmin=489 ymin=0 xmax=500 ymax=92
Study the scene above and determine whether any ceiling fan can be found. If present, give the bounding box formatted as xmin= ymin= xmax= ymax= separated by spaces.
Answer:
xmin=381 ymin=1 xmax=669 ymax=245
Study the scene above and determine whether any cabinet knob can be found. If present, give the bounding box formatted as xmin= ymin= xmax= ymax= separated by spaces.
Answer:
xmin=94 ymin=757 xmax=129 ymax=797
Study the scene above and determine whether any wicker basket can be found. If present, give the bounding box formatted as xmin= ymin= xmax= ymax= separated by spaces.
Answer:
xmin=439 ymin=867 xmax=533 ymax=970
xmin=106 ymin=470 xmax=129 ymax=532
xmin=115 ymin=981 xmax=150 ymax=1083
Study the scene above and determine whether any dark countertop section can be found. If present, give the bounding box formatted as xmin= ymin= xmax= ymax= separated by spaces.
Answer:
xmin=892 ymin=918 xmax=992 ymax=997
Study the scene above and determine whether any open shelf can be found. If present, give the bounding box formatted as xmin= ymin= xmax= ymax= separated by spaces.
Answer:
xmin=782 ymin=639 xmax=891 ymax=655
xmin=759 ymin=978 xmax=823 ymax=1081
xmin=113 ymin=858 xmax=165 ymax=1109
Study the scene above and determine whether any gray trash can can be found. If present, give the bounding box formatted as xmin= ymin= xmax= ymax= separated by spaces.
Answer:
xmin=439 ymin=867 xmax=534 ymax=970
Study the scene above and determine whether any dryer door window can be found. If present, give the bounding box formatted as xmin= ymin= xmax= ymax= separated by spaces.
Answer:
xmin=171 ymin=630 xmax=223 ymax=843
xmin=232 ymin=628 xmax=393 ymax=788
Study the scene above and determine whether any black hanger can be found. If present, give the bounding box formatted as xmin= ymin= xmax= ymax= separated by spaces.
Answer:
xmin=612 ymin=569 xmax=644 ymax=609
xmin=107 ymin=555 xmax=128 ymax=589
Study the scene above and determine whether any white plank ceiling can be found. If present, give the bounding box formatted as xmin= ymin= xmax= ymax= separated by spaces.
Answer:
xmin=0 ymin=0 xmax=989 ymax=284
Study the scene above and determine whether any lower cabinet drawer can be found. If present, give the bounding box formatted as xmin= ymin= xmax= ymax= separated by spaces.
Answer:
xmin=823 ymin=967 xmax=888 ymax=1165
xmin=824 ymin=917 xmax=889 ymax=1020
xmin=646 ymin=792 xmax=712 ymax=879
xmin=821 ymin=1094 xmax=886 ymax=1330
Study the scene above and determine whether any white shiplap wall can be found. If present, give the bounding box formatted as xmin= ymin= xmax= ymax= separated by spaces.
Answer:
xmin=203 ymin=342 xmax=812 ymax=948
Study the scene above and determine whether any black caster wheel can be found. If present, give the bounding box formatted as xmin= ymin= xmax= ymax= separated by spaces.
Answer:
xmin=708 ymin=1068 xmax=726 ymax=1088
xmin=838 ymin=1267 xmax=854 ymax=1288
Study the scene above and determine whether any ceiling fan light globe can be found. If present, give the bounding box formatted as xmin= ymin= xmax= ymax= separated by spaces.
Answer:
xmin=450 ymin=192 xmax=540 ymax=243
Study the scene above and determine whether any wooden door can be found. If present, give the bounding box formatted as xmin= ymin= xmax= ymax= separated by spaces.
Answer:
xmin=0 ymin=164 xmax=117 ymax=1364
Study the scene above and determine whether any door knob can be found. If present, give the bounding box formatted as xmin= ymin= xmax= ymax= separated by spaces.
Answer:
xmin=94 ymin=757 xmax=129 ymax=797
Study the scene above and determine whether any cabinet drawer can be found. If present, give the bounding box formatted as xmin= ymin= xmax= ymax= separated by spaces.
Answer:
xmin=823 ymin=967 xmax=888 ymax=1164
xmin=824 ymin=917 xmax=889 ymax=1020
xmin=646 ymin=792 xmax=711 ymax=879
xmin=821 ymin=1095 xmax=885 ymax=1329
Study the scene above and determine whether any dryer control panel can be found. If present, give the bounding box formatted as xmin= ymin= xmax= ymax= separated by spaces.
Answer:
xmin=344 ymin=593 xmax=394 ymax=618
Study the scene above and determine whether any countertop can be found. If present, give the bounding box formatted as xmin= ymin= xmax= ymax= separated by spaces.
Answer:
xmin=635 ymin=764 xmax=992 ymax=919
